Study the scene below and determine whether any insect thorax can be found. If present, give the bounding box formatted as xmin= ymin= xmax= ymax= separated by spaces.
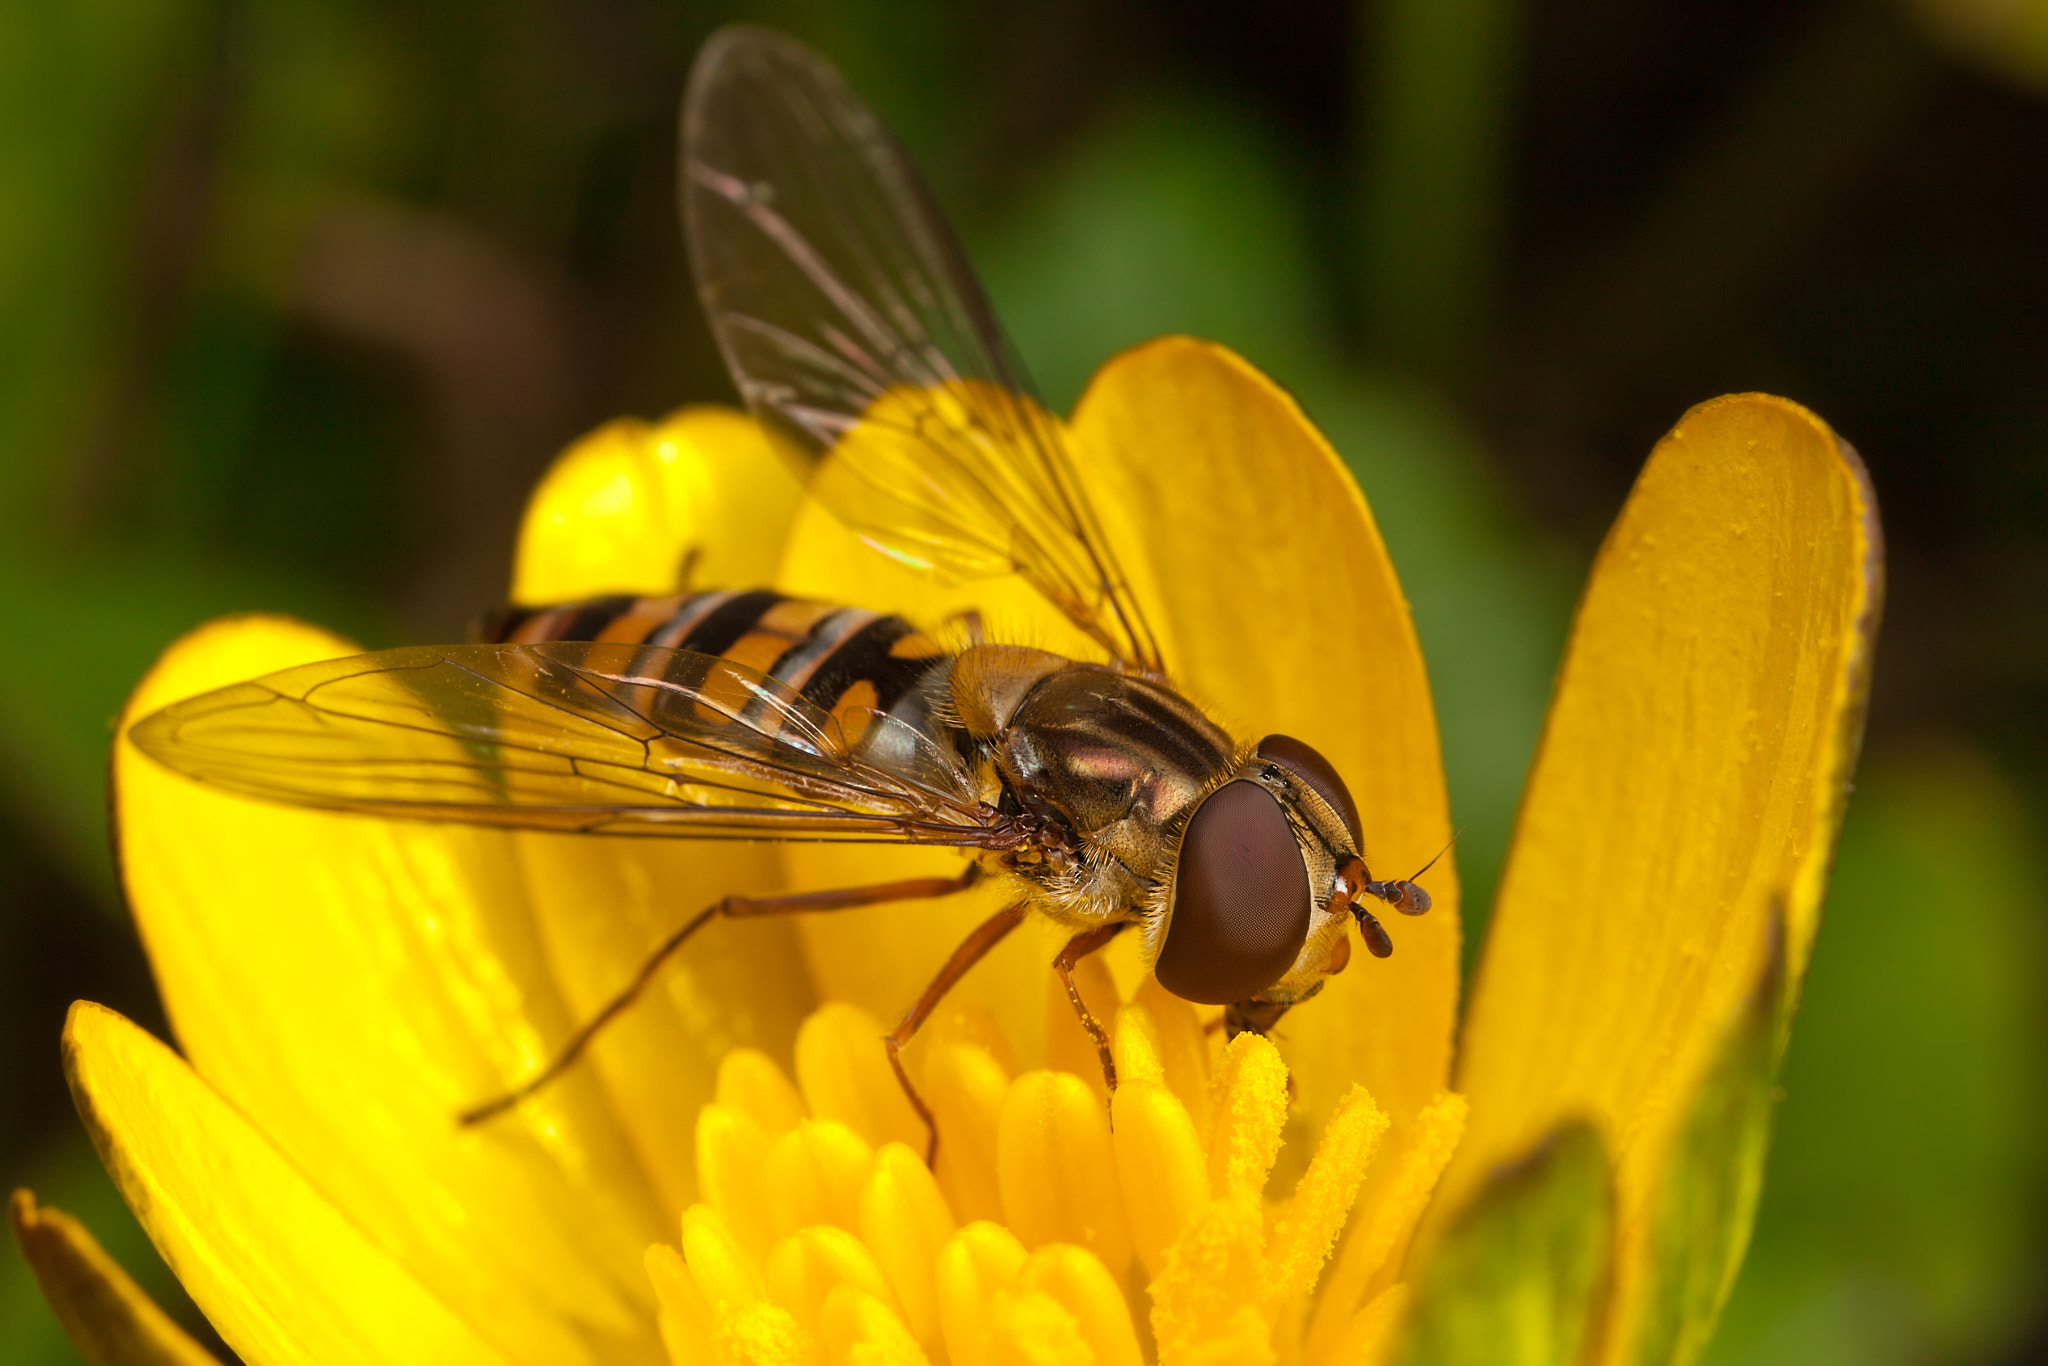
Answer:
xmin=976 ymin=659 xmax=1237 ymax=921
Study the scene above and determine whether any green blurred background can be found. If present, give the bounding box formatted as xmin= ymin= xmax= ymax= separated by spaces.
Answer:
xmin=2 ymin=0 xmax=2045 ymax=1362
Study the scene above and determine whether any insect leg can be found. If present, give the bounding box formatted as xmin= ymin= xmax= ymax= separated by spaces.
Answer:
xmin=1052 ymin=922 xmax=1128 ymax=1096
xmin=883 ymin=898 xmax=1032 ymax=1164
xmin=459 ymin=863 xmax=985 ymax=1127
xmin=674 ymin=544 xmax=705 ymax=592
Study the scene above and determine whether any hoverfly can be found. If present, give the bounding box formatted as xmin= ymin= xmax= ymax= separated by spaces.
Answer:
xmin=129 ymin=26 xmax=1437 ymax=1144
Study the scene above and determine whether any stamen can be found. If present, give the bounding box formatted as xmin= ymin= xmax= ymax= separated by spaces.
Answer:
xmin=1300 ymin=1092 xmax=1468 ymax=1363
xmin=1329 ymin=1283 xmax=1411 ymax=1365
xmin=997 ymin=1070 xmax=1132 ymax=1272
xmin=935 ymin=1222 xmax=1029 ymax=1366
xmin=1110 ymin=1010 xmax=1209 ymax=1278
xmin=819 ymin=1283 xmax=927 ymax=1366
xmin=763 ymin=1119 xmax=873 ymax=1238
xmin=1264 ymin=1086 xmax=1389 ymax=1308
xmin=1019 ymin=1243 xmax=1147 ymax=1366
xmin=1131 ymin=978 xmax=1213 ymax=1135
xmin=765 ymin=1225 xmax=899 ymax=1338
xmin=646 ymin=1242 xmax=712 ymax=1363
xmin=1147 ymin=1196 xmax=1267 ymax=1364
xmin=765 ymin=1220 xmax=901 ymax=1343
xmin=696 ymin=1103 xmax=777 ymax=1259
xmin=1207 ymin=1033 xmax=1287 ymax=1200
xmin=797 ymin=1003 xmax=925 ymax=1150
xmin=858 ymin=1145 xmax=954 ymax=1350
xmin=922 ymin=1028 xmax=1010 ymax=1223
xmin=649 ymin=995 xmax=1465 ymax=1366
xmin=718 ymin=1047 xmax=808 ymax=1133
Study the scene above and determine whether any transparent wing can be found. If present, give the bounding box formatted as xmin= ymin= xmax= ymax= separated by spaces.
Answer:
xmin=681 ymin=26 xmax=1164 ymax=673
xmin=128 ymin=642 xmax=996 ymax=844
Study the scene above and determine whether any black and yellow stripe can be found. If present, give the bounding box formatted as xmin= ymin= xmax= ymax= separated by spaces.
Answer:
xmin=482 ymin=591 xmax=951 ymax=734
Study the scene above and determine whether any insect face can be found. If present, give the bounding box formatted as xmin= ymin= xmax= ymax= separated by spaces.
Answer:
xmin=1154 ymin=777 xmax=1311 ymax=1004
xmin=1155 ymin=733 xmax=1364 ymax=1005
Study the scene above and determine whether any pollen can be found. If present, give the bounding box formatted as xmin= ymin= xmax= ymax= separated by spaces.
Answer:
xmin=648 ymin=982 xmax=1467 ymax=1366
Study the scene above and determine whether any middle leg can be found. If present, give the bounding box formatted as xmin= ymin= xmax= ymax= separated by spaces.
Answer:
xmin=1053 ymin=922 xmax=1128 ymax=1095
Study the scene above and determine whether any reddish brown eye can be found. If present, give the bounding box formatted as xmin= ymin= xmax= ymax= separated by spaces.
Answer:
xmin=1156 ymin=781 xmax=1311 ymax=1005
xmin=1255 ymin=734 xmax=1361 ymax=845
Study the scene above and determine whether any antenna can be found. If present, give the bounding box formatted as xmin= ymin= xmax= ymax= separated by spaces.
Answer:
xmin=1361 ymin=829 xmax=1460 ymax=917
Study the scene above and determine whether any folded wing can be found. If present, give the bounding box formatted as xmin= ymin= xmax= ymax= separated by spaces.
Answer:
xmin=129 ymin=641 xmax=994 ymax=844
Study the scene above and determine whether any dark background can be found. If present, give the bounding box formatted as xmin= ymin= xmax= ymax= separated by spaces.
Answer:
xmin=2 ymin=1 xmax=2044 ymax=1362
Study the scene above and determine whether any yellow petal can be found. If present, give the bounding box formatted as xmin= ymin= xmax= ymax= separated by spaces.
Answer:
xmin=511 ymin=831 xmax=811 ymax=1212
xmin=63 ymin=1003 xmax=516 ymax=1366
xmin=10 ymin=1188 xmax=222 ymax=1366
xmin=509 ymin=408 xmax=817 ymax=1211
xmin=511 ymin=406 xmax=803 ymax=603
xmin=116 ymin=616 xmax=663 ymax=1364
xmin=1443 ymin=395 xmax=1881 ymax=1356
xmin=1067 ymin=339 xmax=1460 ymax=1152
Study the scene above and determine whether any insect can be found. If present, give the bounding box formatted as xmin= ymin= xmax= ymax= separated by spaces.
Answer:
xmin=128 ymin=26 xmax=1437 ymax=1145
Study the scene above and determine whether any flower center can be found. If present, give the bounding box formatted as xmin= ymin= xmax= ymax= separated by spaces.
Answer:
xmin=646 ymin=974 xmax=1465 ymax=1366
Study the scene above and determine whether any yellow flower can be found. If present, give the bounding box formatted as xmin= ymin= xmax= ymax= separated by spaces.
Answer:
xmin=14 ymin=339 xmax=1879 ymax=1366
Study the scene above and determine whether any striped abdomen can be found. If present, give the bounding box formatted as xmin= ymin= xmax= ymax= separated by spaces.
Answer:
xmin=482 ymin=590 xmax=952 ymax=732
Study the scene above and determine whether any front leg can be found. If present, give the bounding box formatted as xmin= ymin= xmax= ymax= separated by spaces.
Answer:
xmin=1221 ymin=996 xmax=1294 ymax=1039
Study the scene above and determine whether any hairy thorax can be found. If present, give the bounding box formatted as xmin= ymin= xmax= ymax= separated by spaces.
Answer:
xmin=948 ymin=646 xmax=1237 ymax=927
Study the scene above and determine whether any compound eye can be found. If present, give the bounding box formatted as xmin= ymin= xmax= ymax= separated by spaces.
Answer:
xmin=1255 ymin=734 xmax=1362 ymax=846
xmin=1157 ymin=781 xmax=1311 ymax=1005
